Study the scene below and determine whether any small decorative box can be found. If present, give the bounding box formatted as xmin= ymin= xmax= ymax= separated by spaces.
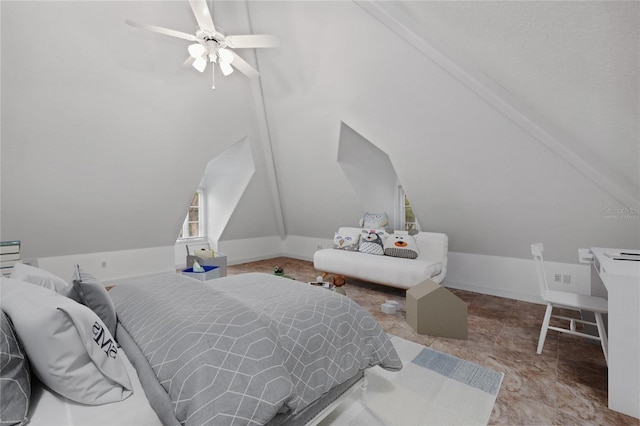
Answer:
xmin=381 ymin=302 xmax=397 ymax=315
xmin=182 ymin=265 xmax=220 ymax=281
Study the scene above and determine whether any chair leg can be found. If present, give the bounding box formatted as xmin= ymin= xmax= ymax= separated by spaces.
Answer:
xmin=594 ymin=312 xmax=609 ymax=366
xmin=537 ymin=303 xmax=554 ymax=354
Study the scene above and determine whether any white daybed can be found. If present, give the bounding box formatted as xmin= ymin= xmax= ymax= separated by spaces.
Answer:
xmin=314 ymin=227 xmax=449 ymax=289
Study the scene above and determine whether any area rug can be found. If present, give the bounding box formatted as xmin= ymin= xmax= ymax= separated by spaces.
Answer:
xmin=318 ymin=334 xmax=504 ymax=426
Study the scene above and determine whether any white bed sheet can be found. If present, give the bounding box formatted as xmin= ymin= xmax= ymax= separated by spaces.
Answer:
xmin=27 ymin=346 xmax=162 ymax=426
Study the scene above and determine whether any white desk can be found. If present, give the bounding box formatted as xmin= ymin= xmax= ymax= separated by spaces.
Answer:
xmin=590 ymin=248 xmax=640 ymax=419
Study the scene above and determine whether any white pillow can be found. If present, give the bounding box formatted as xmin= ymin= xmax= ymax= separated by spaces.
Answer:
xmin=10 ymin=263 xmax=73 ymax=296
xmin=0 ymin=277 xmax=133 ymax=405
xmin=383 ymin=234 xmax=420 ymax=259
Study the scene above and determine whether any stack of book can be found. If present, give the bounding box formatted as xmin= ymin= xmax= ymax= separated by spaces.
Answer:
xmin=1 ymin=241 xmax=21 ymax=276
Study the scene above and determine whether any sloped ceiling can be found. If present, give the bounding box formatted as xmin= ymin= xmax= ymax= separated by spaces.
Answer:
xmin=1 ymin=1 xmax=638 ymax=264
xmin=0 ymin=1 xmax=281 ymax=259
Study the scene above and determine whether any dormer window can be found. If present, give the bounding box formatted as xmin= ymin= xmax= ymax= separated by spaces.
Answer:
xmin=178 ymin=190 xmax=204 ymax=240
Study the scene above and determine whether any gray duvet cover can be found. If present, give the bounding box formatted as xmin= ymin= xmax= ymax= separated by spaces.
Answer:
xmin=109 ymin=272 xmax=401 ymax=426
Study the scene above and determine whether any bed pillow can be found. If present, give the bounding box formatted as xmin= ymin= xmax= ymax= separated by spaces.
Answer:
xmin=0 ymin=277 xmax=132 ymax=406
xmin=70 ymin=266 xmax=117 ymax=338
xmin=333 ymin=230 xmax=361 ymax=251
xmin=383 ymin=234 xmax=419 ymax=259
xmin=362 ymin=212 xmax=388 ymax=229
xmin=0 ymin=310 xmax=31 ymax=426
xmin=359 ymin=229 xmax=387 ymax=256
xmin=10 ymin=262 xmax=73 ymax=296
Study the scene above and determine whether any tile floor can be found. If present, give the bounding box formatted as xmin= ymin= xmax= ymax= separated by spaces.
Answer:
xmin=227 ymin=256 xmax=638 ymax=426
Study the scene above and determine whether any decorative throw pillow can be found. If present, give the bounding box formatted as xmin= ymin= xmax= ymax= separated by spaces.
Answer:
xmin=362 ymin=212 xmax=389 ymax=229
xmin=0 ymin=310 xmax=31 ymax=426
xmin=70 ymin=266 xmax=118 ymax=338
xmin=359 ymin=229 xmax=387 ymax=256
xmin=10 ymin=262 xmax=73 ymax=296
xmin=384 ymin=234 xmax=420 ymax=259
xmin=333 ymin=231 xmax=360 ymax=251
xmin=0 ymin=277 xmax=133 ymax=405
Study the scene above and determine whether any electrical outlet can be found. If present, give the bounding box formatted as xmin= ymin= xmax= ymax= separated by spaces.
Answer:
xmin=562 ymin=274 xmax=571 ymax=284
xmin=101 ymin=261 xmax=107 ymax=268
xmin=554 ymin=273 xmax=562 ymax=282
xmin=317 ymin=245 xmax=323 ymax=250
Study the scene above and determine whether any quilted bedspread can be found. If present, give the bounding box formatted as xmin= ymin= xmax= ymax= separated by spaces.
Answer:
xmin=109 ymin=272 xmax=401 ymax=426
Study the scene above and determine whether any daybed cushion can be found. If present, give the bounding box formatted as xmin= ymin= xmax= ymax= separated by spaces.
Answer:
xmin=314 ymin=249 xmax=442 ymax=289
xmin=0 ymin=310 xmax=31 ymax=426
xmin=384 ymin=234 xmax=419 ymax=259
xmin=315 ymin=227 xmax=448 ymax=289
xmin=0 ymin=278 xmax=133 ymax=406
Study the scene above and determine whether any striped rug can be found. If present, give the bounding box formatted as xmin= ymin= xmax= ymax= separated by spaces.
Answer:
xmin=319 ymin=334 xmax=504 ymax=425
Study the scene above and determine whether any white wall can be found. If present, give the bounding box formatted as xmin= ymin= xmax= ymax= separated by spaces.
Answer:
xmin=201 ymin=137 xmax=257 ymax=248
xmin=337 ymin=122 xmax=399 ymax=227
xmin=30 ymin=231 xmax=592 ymax=304
xmin=251 ymin=1 xmax=639 ymax=263
xmin=0 ymin=1 xmax=281 ymax=260
xmin=37 ymin=246 xmax=175 ymax=283
xmin=2 ymin=1 xmax=637 ymax=285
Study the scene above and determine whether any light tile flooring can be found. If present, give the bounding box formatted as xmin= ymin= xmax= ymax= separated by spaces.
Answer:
xmin=227 ymin=256 xmax=638 ymax=426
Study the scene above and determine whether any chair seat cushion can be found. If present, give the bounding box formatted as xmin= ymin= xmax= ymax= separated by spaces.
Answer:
xmin=543 ymin=290 xmax=608 ymax=313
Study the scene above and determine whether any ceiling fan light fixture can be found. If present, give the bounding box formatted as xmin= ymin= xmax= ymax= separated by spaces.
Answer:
xmin=126 ymin=1 xmax=275 ymax=90
xmin=218 ymin=48 xmax=233 ymax=64
xmin=192 ymin=57 xmax=207 ymax=72
xmin=188 ymin=43 xmax=207 ymax=59
xmin=220 ymin=61 xmax=233 ymax=76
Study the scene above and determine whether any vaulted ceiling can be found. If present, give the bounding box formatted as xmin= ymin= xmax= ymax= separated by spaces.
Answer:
xmin=1 ymin=1 xmax=638 ymax=263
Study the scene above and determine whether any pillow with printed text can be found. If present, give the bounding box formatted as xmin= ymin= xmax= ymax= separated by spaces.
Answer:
xmin=0 ymin=277 xmax=133 ymax=406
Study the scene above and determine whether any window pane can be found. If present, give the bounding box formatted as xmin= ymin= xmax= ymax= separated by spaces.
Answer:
xmin=177 ymin=190 xmax=203 ymax=240
xmin=405 ymin=194 xmax=416 ymax=231
xmin=189 ymin=222 xmax=199 ymax=237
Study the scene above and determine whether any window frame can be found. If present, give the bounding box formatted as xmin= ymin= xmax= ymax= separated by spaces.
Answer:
xmin=177 ymin=189 xmax=205 ymax=241
xmin=397 ymin=186 xmax=419 ymax=232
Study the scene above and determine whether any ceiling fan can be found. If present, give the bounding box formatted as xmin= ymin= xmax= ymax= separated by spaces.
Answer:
xmin=126 ymin=0 xmax=279 ymax=89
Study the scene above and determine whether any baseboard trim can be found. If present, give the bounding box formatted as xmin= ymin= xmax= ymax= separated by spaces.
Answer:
xmin=227 ymin=253 xmax=287 ymax=266
xmin=443 ymin=279 xmax=544 ymax=305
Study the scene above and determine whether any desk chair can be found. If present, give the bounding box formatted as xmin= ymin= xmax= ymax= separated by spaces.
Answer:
xmin=531 ymin=243 xmax=608 ymax=365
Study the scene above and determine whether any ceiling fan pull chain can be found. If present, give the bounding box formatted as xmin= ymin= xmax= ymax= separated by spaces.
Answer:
xmin=211 ymin=66 xmax=215 ymax=90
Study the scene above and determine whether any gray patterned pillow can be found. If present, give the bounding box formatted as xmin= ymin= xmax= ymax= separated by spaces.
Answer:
xmin=70 ymin=266 xmax=117 ymax=338
xmin=0 ymin=310 xmax=30 ymax=426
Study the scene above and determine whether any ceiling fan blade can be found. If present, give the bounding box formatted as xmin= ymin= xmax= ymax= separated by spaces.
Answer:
xmin=125 ymin=20 xmax=198 ymax=42
xmin=188 ymin=0 xmax=216 ymax=33
xmin=229 ymin=51 xmax=259 ymax=79
xmin=226 ymin=35 xmax=280 ymax=49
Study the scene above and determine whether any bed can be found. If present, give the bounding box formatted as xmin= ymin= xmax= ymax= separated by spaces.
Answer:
xmin=1 ymin=268 xmax=402 ymax=426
